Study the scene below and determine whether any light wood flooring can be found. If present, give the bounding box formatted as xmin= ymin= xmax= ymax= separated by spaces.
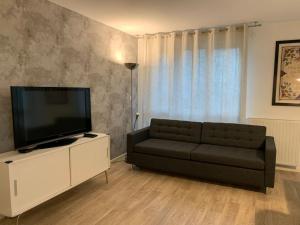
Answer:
xmin=0 ymin=161 xmax=300 ymax=225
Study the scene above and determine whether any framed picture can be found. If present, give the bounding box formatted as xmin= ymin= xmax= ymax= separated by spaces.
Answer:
xmin=272 ymin=39 xmax=300 ymax=106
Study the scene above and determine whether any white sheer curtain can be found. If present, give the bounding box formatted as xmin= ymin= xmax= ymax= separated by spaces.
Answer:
xmin=138 ymin=25 xmax=247 ymax=128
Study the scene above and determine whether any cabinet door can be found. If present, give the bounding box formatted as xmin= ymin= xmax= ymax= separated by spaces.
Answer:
xmin=10 ymin=148 xmax=70 ymax=216
xmin=70 ymin=137 xmax=109 ymax=186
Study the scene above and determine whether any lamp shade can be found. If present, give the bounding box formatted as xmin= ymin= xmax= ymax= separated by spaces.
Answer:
xmin=124 ymin=63 xmax=138 ymax=70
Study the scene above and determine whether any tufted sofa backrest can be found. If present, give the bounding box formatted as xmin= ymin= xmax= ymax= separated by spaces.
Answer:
xmin=150 ymin=119 xmax=202 ymax=143
xmin=201 ymin=122 xmax=266 ymax=149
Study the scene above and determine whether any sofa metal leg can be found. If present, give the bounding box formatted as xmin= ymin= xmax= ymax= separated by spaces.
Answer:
xmin=131 ymin=164 xmax=139 ymax=170
xmin=104 ymin=170 xmax=108 ymax=184
xmin=261 ymin=187 xmax=267 ymax=194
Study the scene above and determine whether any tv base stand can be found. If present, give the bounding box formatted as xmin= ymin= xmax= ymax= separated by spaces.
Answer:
xmin=18 ymin=137 xmax=79 ymax=154
xmin=18 ymin=148 xmax=33 ymax=154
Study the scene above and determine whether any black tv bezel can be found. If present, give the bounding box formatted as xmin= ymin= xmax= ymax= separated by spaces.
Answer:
xmin=11 ymin=86 xmax=92 ymax=150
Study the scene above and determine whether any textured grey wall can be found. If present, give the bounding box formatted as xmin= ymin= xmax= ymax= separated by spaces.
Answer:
xmin=0 ymin=0 xmax=137 ymax=158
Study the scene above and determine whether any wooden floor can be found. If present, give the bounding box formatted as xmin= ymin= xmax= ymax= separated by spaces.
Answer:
xmin=1 ymin=161 xmax=300 ymax=225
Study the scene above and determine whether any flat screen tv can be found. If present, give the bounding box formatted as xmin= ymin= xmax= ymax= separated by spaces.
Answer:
xmin=11 ymin=86 xmax=92 ymax=150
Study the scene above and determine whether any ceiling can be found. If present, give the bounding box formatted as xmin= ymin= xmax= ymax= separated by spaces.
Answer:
xmin=49 ymin=0 xmax=300 ymax=35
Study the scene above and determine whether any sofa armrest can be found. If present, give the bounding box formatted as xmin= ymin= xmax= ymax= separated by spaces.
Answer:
xmin=265 ymin=136 xmax=276 ymax=187
xmin=127 ymin=127 xmax=150 ymax=154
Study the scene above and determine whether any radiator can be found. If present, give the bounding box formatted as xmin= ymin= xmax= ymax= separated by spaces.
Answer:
xmin=247 ymin=118 xmax=300 ymax=167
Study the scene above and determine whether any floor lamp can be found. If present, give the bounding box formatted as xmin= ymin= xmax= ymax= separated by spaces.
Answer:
xmin=124 ymin=63 xmax=138 ymax=131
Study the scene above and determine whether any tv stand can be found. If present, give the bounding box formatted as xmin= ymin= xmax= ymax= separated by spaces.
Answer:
xmin=0 ymin=133 xmax=110 ymax=217
xmin=36 ymin=137 xmax=78 ymax=149
xmin=18 ymin=137 xmax=79 ymax=154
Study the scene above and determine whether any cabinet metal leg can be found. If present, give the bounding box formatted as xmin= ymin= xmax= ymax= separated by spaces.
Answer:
xmin=16 ymin=213 xmax=22 ymax=225
xmin=104 ymin=170 xmax=108 ymax=184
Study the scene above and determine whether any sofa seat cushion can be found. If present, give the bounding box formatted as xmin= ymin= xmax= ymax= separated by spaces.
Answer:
xmin=191 ymin=144 xmax=265 ymax=170
xmin=134 ymin=139 xmax=198 ymax=160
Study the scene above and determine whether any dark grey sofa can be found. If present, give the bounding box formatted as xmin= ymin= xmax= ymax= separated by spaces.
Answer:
xmin=127 ymin=118 xmax=276 ymax=191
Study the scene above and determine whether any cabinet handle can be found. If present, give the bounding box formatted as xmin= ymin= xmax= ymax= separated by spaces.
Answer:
xmin=14 ymin=180 xmax=18 ymax=196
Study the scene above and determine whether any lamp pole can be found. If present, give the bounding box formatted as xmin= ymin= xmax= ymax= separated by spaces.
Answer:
xmin=124 ymin=63 xmax=138 ymax=131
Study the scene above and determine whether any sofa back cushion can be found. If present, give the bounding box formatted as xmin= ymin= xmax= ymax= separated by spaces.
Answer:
xmin=201 ymin=122 xmax=266 ymax=149
xmin=150 ymin=119 xmax=202 ymax=143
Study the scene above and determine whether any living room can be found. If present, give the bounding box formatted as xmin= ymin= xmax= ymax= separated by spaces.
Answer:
xmin=0 ymin=0 xmax=300 ymax=224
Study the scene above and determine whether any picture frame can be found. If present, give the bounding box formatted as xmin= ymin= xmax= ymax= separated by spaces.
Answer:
xmin=272 ymin=39 xmax=300 ymax=106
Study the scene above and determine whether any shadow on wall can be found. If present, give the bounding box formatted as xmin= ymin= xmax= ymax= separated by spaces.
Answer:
xmin=255 ymin=173 xmax=300 ymax=225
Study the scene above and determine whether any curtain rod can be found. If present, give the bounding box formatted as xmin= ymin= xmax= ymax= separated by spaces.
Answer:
xmin=136 ymin=21 xmax=261 ymax=38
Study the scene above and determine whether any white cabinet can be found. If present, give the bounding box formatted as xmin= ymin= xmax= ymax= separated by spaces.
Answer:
xmin=0 ymin=133 xmax=110 ymax=217
xmin=10 ymin=148 xmax=70 ymax=216
xmin=70 ymin=138 xmax=110 ymax=186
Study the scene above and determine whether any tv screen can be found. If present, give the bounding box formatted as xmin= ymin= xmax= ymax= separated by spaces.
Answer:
xmin=11 ymin=87 xmax=92 ymax=149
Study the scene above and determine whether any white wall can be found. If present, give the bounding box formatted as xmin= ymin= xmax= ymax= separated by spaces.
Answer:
xmin=246 ymin=20 xmax=300 ymax=167
xmin=246 ymin=20 xmax=300 ymax=120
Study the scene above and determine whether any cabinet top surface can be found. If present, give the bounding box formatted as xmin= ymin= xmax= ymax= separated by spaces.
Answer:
xmin=0 ymin=133 xmax=109 ymax=163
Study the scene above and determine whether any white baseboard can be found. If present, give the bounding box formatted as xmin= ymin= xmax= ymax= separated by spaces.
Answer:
xmin=276 ymin=165 xmax=300 ymax=173
xmin=111 ymin=153 xmax=127 ymax=163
